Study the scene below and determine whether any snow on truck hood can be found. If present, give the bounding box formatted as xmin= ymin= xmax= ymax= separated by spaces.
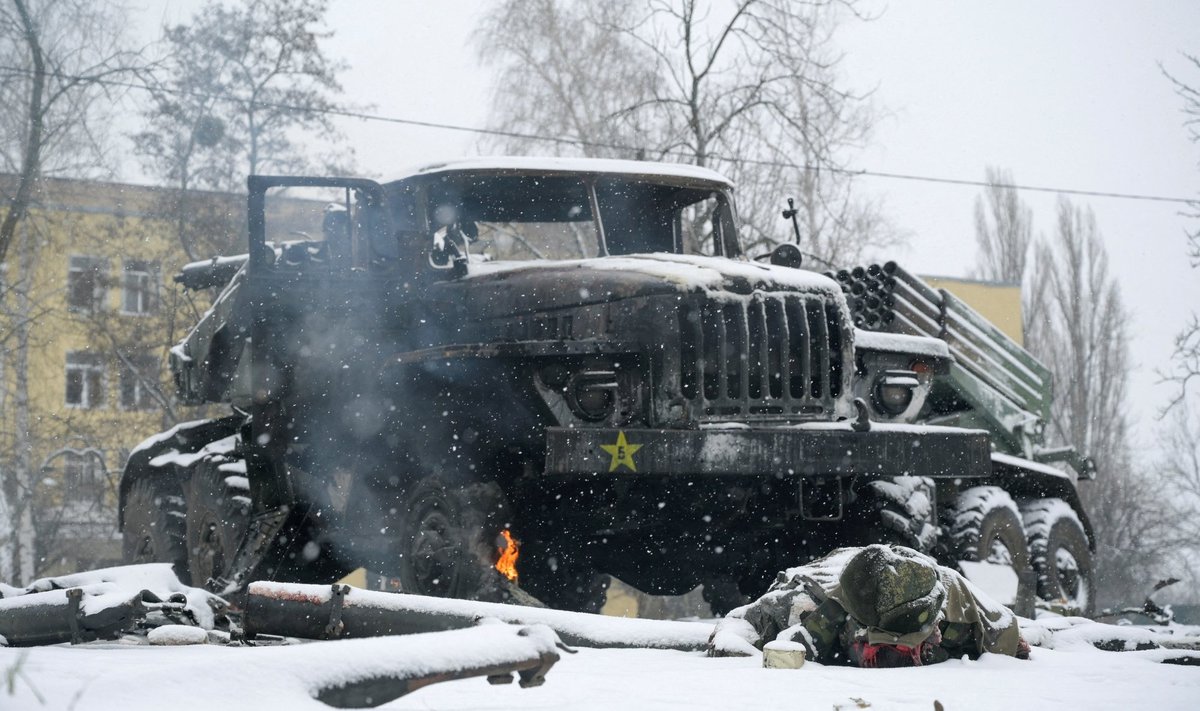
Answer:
xmin=464 ymin=253 xmax=843 ymax=297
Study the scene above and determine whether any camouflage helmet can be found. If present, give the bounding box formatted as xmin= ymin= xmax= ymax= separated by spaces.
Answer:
xmin=837 ymin=544 xmax=945 ymax=637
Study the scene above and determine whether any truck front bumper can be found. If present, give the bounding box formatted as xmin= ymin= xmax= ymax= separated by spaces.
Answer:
xmin=544 ymin=424 xmax=990 ymax=479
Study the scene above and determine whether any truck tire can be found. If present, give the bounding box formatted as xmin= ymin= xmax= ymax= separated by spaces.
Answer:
xmin=1020 ymin=498 xmax=1095 ymax=615
xmin=122 ymin=476 xmax=189 ymax=584
xmin=186 ymin=457 xmax=251 ymax=590
xmin=942 ymin=486 xmax=1032 ymax=613
xmin=859 ymin=476 xmax=939 ymax=552
xmin=396 ymin=478 xmax=511 ymax=601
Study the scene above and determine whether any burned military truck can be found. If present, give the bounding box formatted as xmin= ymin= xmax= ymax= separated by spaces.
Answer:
xmin=120 ymin=158 xmax=1093 ymax=615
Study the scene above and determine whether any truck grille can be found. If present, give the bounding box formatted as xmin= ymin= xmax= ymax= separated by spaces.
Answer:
xmin=677 ymin=293 xmax=844 ymax=419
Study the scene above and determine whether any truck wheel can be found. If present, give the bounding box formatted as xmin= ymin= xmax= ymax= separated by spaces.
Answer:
xmin=396 ymin=479 xmax=510 ymax=601
xmin=859 ymin=476 xmax=938 ymax=552
xmin=122 ymin=477 xmax=189 ymax=584
xmin=942 ymin=486 xmax=1031 ymax=609
xmin=1020 ymin=498 xmax=1095 ymax=615
xmin=186 ymin=458 xmax=251 ymax=590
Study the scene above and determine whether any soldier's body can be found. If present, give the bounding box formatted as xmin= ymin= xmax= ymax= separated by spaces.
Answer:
xmin=709 ymin=544 xmax=1030 ymax=667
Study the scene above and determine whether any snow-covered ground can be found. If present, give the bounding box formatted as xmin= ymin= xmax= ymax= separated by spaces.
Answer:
xmin=3 ymin=620 xmax=1197 ymax=710
xmin=3 ymin=566 xmax=1198 ymax=710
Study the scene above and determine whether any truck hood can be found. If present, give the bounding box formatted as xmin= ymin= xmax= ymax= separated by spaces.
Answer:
xmin=447 ymin=253 xmax=843 ymax=316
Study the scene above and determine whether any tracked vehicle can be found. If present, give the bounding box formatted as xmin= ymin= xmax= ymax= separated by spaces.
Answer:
xmin=120 ymin=158 xmax=1095 ymax=615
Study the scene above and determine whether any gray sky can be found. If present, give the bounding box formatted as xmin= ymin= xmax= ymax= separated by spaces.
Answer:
xmin=133 ymin=1 xmax=1200 ymax=449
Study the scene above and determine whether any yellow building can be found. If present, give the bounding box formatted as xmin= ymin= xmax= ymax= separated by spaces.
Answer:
xmin=921 ymin=274 xmax=1025 ymax=345
xmin=0 ymin=176 xmax=238 ymax=582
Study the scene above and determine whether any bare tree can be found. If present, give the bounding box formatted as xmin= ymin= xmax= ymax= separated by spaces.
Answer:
xmin=0 ymin=210 xmax=42 ymax=583
xmin=1158 ymin=401 xmax=1200 ymax=597
xmin=133 ymin=0 xmax=353 ymax=260
xmin=0 ymin=0 xmax=136 ymax=584
xmin=474 ymin=0 xmax=900 ymax=263
xmin=1025 ymin=198 xmax=1173 ymax=605
xmin=972 ymin=166 xmax=1033 ymax=284
xmin=0 ymin=0 xmax=140 ymax=267
xmin=476 ymin=0 xmax=660 ymax=160
xmin=1161 ymin=54 xmax=1200 ymax=406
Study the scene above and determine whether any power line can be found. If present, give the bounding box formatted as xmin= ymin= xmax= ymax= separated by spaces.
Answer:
xmin=3 ymin=63 xmax=1196 ymax=206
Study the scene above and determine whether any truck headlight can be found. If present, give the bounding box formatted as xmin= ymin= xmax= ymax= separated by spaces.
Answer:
xmin=567 ymin=370 xmax=618 ymax=421
xmin=873 ymin=370 xmax=920 ymax=416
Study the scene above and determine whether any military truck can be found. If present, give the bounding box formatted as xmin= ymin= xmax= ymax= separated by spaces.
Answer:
xmin=119 ymin=158 xmax=1094 ymax=615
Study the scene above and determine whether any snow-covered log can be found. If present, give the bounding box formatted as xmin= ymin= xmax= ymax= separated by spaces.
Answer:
xmin=244 ymin=581 xmax=714 ymax=651
xmin=0 ymin=564 xmax=226 ymax=646
xmin=309 ymin=624 xmax=564 ymax=708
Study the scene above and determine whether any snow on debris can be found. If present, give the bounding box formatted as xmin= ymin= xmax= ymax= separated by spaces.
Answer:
xmin=0 ymin=624 xmax=564 ymax=711
xmin=1 ymin=563 xmax=223 ymax=629
xmin=1021 ymin=614 xmax=1200 ymax=654
xmin=299 ymin=624 xmax=564 ymax=700
xmin=147 ymin=625 xmax=209 ymax=646
xmin=248 ymin=582 xmax=713 ymax=651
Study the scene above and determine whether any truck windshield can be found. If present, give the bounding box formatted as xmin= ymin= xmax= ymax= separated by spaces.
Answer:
xmin=390 ymin=172 xmax=738 ymax=261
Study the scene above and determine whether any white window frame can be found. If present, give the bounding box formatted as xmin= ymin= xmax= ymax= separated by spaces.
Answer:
xmin=121 ymin=260 xmax=157 ymax=315
xmin=65 ymin=352 xmax=106 ymax=409
xmin=61 ymin=449 xmax=105 ymax=502
xmin=119 ymin=354 xmax=158 ymax=411
xmin=67 ymin=255 xmax=107 ymax=312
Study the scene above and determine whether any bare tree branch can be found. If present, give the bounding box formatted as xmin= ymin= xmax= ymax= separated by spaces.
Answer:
xmin=972 ymin=166 xmax=1033 ymax=284
xmin=473 ymin=0 xmax=900 ymax=264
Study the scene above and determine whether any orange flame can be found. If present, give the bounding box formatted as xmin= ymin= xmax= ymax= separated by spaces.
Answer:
xmin=495 ymin=529 xmax=519 ymax=583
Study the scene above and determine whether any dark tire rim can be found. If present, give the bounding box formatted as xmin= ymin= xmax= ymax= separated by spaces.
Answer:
xmin=403 ymin=488 xmax=473 ymax=598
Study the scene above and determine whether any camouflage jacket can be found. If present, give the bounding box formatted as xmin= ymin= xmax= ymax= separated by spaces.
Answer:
xmin=712 ymin=546 xmax=1022 ymax=664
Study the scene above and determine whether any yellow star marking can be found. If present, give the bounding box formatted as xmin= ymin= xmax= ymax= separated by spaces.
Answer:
xmin=600 ymin=430 xmax=643 ymax=472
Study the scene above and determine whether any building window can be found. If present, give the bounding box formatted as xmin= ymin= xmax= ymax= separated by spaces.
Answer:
xmin=61 ymin=450 xmax=105 ymax=502
xmin=122 ymin=260 xmax=158 ymax=315
xmin=65 ymin=352 xmax=105 ymax=408
xmin=67 ymin=256 xmax=107 ymax=311
xmin=120 ymin=354 xmax=159 ymax=410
